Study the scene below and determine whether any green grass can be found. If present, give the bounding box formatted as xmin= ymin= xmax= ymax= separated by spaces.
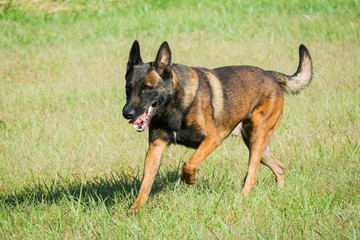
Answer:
xmin=1 ymin=0 xmax=359 ymax=238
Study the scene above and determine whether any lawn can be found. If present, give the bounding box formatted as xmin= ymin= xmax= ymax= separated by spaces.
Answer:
xmin=0 ymin=0 xmax=359 ymax=238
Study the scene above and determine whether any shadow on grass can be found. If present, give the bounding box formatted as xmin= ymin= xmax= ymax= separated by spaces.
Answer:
xmin=1 ymin=169 xmax=181 ymax=208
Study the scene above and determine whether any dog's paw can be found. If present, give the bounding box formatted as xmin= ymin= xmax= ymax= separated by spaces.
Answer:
xmin=239 ymin=191 xmax=248 ymax=199
xmin=181 ymin=172 xmax=199 ymax=185
xmin=128 ymin=207 xmax=139 ymax=216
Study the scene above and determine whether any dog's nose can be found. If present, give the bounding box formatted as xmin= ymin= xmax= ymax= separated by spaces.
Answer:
xmin=123 ymin=108 xmax=136 ymax=119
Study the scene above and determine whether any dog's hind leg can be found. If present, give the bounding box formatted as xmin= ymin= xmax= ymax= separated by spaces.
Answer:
xmin=240 ymin=122 xmax=268 ymax=196
xmin=261 ymin=145 xmax=286 ymax=188
xmin=240 ymin=95 xmax=283 ymax=196
xmin=248 ymin=123 xmax=286 ymax=188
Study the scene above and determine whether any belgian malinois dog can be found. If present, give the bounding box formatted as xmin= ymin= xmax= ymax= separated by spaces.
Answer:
xmin=123 ymin=40 xmax=312 ymax=214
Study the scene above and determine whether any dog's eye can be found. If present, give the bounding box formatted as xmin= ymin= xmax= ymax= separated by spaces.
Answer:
xmin=142 ymin=86 xmax=152 ymax=94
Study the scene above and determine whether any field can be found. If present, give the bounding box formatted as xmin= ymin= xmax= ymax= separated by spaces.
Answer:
xmin=0 ymin=0 xmax=359 ymax=238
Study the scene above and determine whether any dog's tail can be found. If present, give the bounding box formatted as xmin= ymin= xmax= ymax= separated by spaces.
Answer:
xmin=268 ymin=44 xmax=313 ymax=94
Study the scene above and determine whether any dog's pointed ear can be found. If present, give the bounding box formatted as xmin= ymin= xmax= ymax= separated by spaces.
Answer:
xmin=154 ymin=41 xmax=172 ymax=77
xmin=127 ymin=40 xmax=143 ymax=74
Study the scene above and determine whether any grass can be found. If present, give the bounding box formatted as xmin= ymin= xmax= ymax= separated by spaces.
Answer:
xmin=0 ymin=0 xmax=359 ymax=238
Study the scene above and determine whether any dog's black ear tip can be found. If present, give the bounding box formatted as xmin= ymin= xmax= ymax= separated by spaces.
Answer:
xmin=299 ymin=44 xmax=308 ymax=52
xmin=130 ymin=40 xmax=140 ymax=50
xmin=132 ymin=40 xmax=140 ymax=47
xmin=160 ymin=41 xmax=170 ymax=49
xmin=128 ymin=40 xmax=143 ymax=67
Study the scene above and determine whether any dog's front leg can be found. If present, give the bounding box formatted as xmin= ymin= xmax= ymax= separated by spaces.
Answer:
xmin=181 ymin=135 xmax=221 ymax=184
xmin=130 ymin=138 xmax=168 ymax=215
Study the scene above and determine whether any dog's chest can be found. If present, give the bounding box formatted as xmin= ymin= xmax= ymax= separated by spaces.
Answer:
xmin=169 ymin=128 xmax=204 ymax=149
xmin=151 ymin=108 xmax=205 ymax=148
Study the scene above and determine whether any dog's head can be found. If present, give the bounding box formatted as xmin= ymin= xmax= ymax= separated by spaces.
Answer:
xmin=122 ymin=40 xmax=173 ymax=132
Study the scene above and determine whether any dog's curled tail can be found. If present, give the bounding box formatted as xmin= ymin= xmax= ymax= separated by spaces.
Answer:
xmin=268 ymin=44 xmax=313 ymax=94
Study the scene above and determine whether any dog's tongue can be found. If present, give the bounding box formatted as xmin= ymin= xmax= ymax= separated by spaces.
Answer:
xmin=128 ymin=112 xmax=147 ymax=125
xmin=127 ymin=105 xmax=158 ymax=132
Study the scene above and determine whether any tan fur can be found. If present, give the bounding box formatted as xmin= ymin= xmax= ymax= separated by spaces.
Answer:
xmin=181 ymin=68 xmax=199 ymax=110
xmin=143 ymin=70 xmax=161 ymax=87
xmin=204 ymin=70 xmax=224 ymax=120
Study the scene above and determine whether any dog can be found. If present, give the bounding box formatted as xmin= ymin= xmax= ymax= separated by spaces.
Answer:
xmin=123 ymin=40 xmax=312 ymax=214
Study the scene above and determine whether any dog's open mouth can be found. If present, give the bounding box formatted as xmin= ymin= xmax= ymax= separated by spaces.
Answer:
xmin=128 ymin=102 xmax=159 ymax=132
